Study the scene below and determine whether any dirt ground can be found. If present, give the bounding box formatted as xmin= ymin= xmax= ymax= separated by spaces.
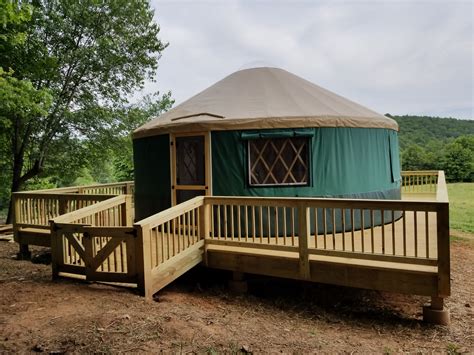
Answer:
xmin=0 ymin=233 xmax=473 ymax=354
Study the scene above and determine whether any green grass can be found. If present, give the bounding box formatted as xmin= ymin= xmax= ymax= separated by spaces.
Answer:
xmin=448 ymin=183 xmax=474 ymax=233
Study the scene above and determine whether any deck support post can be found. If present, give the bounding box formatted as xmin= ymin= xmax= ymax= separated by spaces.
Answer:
xmin=423 ymin=296 xmax=450 ymax=325
xmin=17 ymin=243 xmax=31 ymax=260
xmin=135 ymin=224 xmax=153 ymax=300
xmin=228 ymin=271 xmax=248 ymax=294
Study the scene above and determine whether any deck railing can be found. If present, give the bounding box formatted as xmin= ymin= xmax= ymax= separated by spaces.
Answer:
xmin=133 ymin=197 xmax=206 ymax=297
xmin=13 ymin=193 xmax=115 ymax=231
xmin=31 ymin=181 xmax=134 ymax=195
xmin=401 ymin=171 xmax=439 ymax=194
xmin=131 ymin=171 xmax=449 ymax=298
xmin=13 ymin=181 xmax=134 ymax=246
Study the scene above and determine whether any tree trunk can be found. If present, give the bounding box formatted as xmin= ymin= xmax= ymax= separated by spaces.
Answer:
xmin=6 ymin=155 xmax=24 ymax=224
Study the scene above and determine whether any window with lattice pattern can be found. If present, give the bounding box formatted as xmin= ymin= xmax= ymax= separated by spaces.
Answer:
xmin=248 ymin=137 xmax=309 ymax=186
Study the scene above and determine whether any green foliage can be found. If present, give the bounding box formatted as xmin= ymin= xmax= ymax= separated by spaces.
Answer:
xmin=389 ymin=115 xmax=474 ymax=182
xmin=0 ymin=1 xmax=32 ymax=47
xmin=0 ymin=0 xmax=169 ymax=222
xmin=389 ymin=115 xmax=474 ymax=149
xmin=111 ymin=91 xmax=174 ymax=181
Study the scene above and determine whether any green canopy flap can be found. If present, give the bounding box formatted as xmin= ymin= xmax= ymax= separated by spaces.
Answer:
xmin=240 ymin=128 xmax=314 ymax=140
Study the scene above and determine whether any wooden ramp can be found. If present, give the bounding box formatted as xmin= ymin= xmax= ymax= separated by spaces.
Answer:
xmin=149 ymin=240 xmax=204 ymax=293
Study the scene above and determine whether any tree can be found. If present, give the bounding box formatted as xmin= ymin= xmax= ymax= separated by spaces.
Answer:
xmin=112 ymin=92 xmax=174 ymax=181
xmin=0 ymin=1 xmax=53 ymax=222
xmin=1 ymin=0 xmax=168 ymax=222
xmin=401 ymin=144 xmax=428 ymax=171
xmin=443 ymin=135 xmax=474 ymax=182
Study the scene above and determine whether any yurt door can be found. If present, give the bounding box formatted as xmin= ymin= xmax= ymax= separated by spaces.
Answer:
xmin=171 ymin=133 xmax=211 ymax=205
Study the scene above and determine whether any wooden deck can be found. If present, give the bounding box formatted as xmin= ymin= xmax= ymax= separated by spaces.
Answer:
xmin=13 ymin=172 xmax=451 ymax=324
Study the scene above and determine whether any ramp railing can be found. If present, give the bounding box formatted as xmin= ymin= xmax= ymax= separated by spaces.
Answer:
xmin=133 ymin=196 xmax=206 ymax=298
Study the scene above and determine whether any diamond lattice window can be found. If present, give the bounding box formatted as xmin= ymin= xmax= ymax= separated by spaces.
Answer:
xmin=248 ymin=137 xmax=309 ymax=186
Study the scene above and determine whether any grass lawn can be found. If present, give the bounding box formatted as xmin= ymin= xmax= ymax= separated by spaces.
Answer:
xmin=448 ymin=183 xmax=474 ymax=233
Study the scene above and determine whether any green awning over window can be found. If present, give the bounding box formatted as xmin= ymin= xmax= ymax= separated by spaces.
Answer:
xmin=240 ymin=128 xmax=314 ymax=140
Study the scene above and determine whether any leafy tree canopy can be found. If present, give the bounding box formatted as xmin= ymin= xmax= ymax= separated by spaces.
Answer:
xmin=0 ymin=0 xmax=169 ymax=222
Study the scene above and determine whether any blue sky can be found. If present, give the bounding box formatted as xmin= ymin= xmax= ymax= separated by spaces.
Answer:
xmin=144 ymin=0 xmax=473 ymax=119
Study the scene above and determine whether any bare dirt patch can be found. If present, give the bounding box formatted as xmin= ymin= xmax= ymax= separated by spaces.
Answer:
xmin=1 ymin=234 xmax=472 ymax=353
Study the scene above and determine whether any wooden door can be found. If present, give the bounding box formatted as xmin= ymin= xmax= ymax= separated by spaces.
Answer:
xmin=171 ymin=133 xmax=211 ymax=205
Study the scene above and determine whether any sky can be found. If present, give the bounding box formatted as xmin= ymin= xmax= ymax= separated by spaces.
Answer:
xmin=143 ymin=0 xmax=473 ymax=119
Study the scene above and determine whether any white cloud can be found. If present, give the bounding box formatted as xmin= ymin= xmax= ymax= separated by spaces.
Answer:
xmin=141 ymin=0 xmax=473 ymax=119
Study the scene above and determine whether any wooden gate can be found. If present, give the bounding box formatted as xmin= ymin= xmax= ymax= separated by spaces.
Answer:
xmin=50 ymin=195 xmax=137 ymax=286
xmin=52 ymin=224 xmax=138 ymax=285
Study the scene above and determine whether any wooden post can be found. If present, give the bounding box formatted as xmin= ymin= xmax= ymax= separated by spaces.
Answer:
xmin=423 ymin=296 xmax=450 ymax=325
xmin=298 ymin=205 xmax=310 ymax=280
xmin=13 ymin=195 xmax=29 ymax=259
xmin=228 ymin=271 xmax=248 ymax=293
xmin=199 ymin=202 xmax=211 ymax=266
xmin=436 ymin=203 xmax=450 ymax=297
xmin=50 ymin=221 xmax=60 ymax=279
xmin=82 ymin=231 xmax=93 ymax=281
xmin=135 ymin=224 xmax=153 ymax=299
xmin=121 ymin=195 xmax=133 ymax=226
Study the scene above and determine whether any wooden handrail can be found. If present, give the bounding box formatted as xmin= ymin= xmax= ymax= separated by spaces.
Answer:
xmin=134 ymin=196 xmax=205 ymax=229
xmin=13 ymin=192 xmax=117 ymax=200
xmin=52 ymin=195 xmax=127 ymax=224
xmin=204 ymin=196 xmax=440 ymax=212
xmin=15 ymin=181 xmax=134 ymax=194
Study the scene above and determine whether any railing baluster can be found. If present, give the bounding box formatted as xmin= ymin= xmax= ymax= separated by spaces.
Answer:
xmin=291 ymin=207 xmax=295 ymax=246
xmin=174 ymin=218 xmax=179 ymax=253
xmin=351 ymin=208 xmax=355 ymax=252
xmin=361 ymin=209 xmax=365 ymax=252
xmin=252 ymin=206 xmax=256 ymax=242
xmin=403 ymin=210 xmax=407 ymax=256
xmin=275 ymin=207 xmax=279 ymax=245
xmin=392 ymin=210 xmax=396 ymax=255
xmin=245 ymin=205 xmax=249 ymax=242
xmin=230 ymin=205 xmax=234 ymax=240
xmin=259 ymin=206 xmax=264 ymax=243
xmin=341 ymin=208 xmax=346 ymax=251
xmin=217 ymin=205 xmax=221 ymax=240
xmin=237 ymin=205 xmax=241 ymax=241
xmin=314 ymin=207 xmax=318 ymax=249
xmin=167 ymin=220 xmax=171 ymax=259
xmin=425 ymin=211 xmax=430 ymax=258
xmin=323 ymin=208 xmax=327 ymax=249
xmin=331 ymin=208 xmax=336 ymax=250
xmin=252 ymin=206 xmax=257 ymax=243
xmin=283 ymin=207 xmax=287 ymax=245
xmin=267 ymin=206 xmax=271 ymax=244
xmin=370 ymin=209 xmax=374 ymax=253
xmin=381 ymin=209 xmax=385 ymax=254
xmin=224 ymin=205 xmax=228 ymax=240
xmin=414 ymin=210 xmax=418 ymax=257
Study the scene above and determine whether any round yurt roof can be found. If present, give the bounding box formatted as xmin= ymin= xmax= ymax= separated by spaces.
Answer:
xmin=133 ymin=67 xmax=398 ymax=139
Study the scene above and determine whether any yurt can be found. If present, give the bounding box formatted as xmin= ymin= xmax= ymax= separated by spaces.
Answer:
xmin=132 ymin=67 xmax=401 ymax=227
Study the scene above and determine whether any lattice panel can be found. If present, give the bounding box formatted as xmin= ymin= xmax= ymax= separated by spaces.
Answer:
xmin=249 ymin=137 xmax=309 ymax=186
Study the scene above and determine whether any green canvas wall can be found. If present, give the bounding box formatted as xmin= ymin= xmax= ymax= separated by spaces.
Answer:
xmin=211 ymin=127 xmax=401 ymax=199
xmin=133 ymin=134 xmax=171 ymax=221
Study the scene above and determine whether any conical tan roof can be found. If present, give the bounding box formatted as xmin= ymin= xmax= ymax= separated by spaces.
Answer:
xmin=133 ymin=67 xmax=398 ymax=138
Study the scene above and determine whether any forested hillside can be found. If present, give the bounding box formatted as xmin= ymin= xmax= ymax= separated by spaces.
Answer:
xmin=388 ymin=115 xmax=474 ymax=182
xmin=390 ymin=115 xmax=474 ymax=149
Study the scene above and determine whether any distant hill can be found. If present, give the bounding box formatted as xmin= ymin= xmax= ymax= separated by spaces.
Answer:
xmin=388 ymin=115 xmax=474 ymax=149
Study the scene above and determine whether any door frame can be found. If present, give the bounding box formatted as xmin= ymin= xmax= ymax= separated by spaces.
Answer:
xmin=170 ymin=131 xmax=212 ymax=206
